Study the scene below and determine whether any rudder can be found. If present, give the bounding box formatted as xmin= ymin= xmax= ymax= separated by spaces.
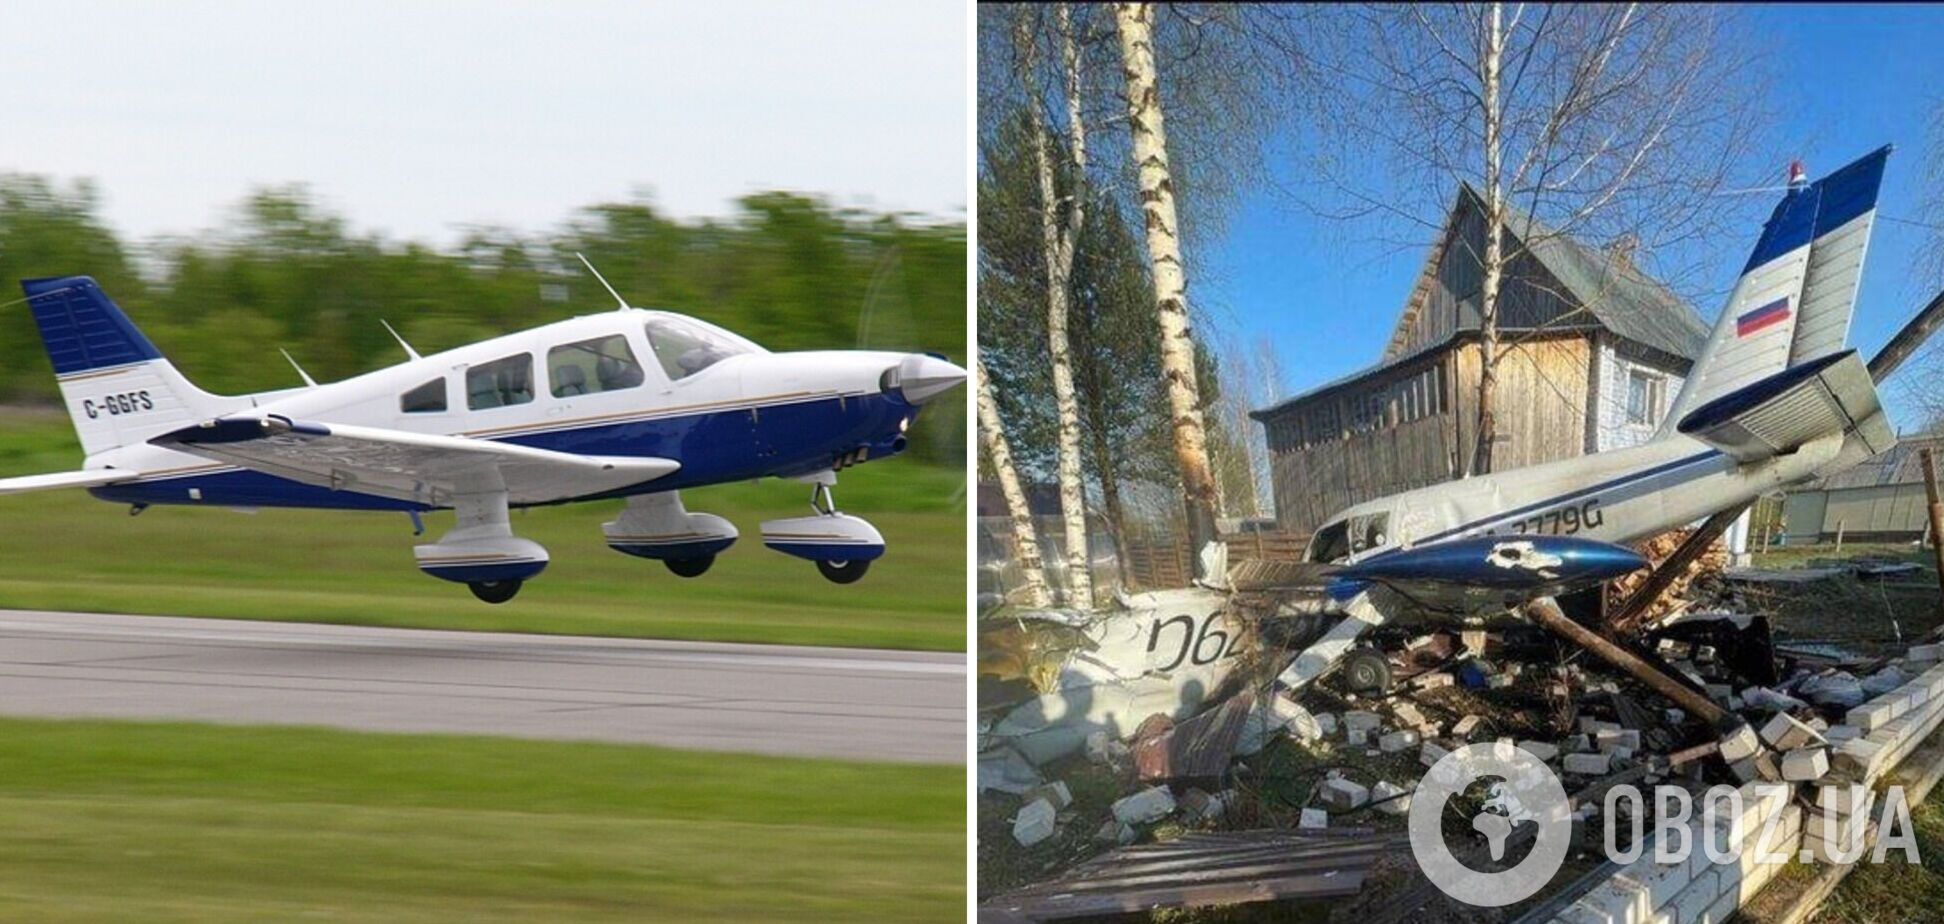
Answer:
xmin=21 ymin=276 xmax=232 ymax=458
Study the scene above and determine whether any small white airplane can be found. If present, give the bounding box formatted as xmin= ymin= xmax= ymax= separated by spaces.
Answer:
xmin=0 ymin=265 xmax=965 ymax=603
xmin=1273 ymin=147 xmax=1899 ymax=700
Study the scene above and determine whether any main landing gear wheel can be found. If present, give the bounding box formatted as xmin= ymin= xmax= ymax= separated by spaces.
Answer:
xmin=665 ymin=556 xmax=715 ymax=578
xmin=469 ymin=580 xmax=522 ymax=604
xmin=1342 ymin=646 xmax=1394 ymax=694
xmin=817 ymin=559 xmax=870 ymax=584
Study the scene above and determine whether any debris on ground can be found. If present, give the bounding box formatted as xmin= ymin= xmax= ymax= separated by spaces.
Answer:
xmin=977 ymin=540 xmax=1944 ymax=921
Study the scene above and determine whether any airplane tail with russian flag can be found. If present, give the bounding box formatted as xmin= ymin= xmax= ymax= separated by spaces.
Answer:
xmin=1660 ymin=146 xmax=1890 ymax=433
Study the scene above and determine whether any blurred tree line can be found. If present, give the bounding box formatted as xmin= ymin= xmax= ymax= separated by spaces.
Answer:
xmin=0 ymin=177 xmax=965 ymax=467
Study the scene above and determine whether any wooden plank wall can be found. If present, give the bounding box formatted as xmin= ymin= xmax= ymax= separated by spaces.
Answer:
xmin=1450 ymin=333 xmax=1592 ymax=471
xmin=1121 ymin=530 xmax=1310 ymax=591
xmin=1268 ymin=414 xmax=1453 ymax=535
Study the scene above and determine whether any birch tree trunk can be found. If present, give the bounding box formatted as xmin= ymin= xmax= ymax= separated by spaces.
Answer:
xmin=1470 ymin=1 xmax=1506 ymax=477
xmin=976 ymin=358 xmax=1052 ymax=609
xmin=1025 ymin=5 xmax=1094 ymax=606
xmin=1114 ymin=2 xmax=1221 ymax=575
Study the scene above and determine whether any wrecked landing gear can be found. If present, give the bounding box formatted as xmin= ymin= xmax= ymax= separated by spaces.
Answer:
xmin=468 ymin=580 xmax=523 ymax=604
xmin=1341 ymin=646 xmax=1394 ymax=694
xmin=762 ymin=478 xmax=885 ymax=583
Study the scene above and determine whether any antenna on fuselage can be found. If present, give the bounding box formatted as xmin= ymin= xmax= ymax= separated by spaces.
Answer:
xmin=576 ymin=252 xmax=630 ymax=310
xmin=379 ymin=319 xmax=422 ymax=361
xmin=279 ymin=348 xmax=318 ymax=387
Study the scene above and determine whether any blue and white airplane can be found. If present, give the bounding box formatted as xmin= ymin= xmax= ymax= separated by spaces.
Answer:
xmin=0 ymin=271 xmax=965 ymax=603
xmin=1276 ymin=147 xmax=1899 ymax=696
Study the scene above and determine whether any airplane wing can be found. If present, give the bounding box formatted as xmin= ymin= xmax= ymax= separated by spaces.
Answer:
xmin=1675 ymin=349 xmax=1894 ymax=463
xmin=0 ymin=468 xmax=140 ymax=495
xmin=151 ymin=415 xmax=678 ymax=506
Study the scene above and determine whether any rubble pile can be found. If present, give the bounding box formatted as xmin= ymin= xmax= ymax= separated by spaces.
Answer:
xmin=1605 ymin=527 xmax=1730 ymax=621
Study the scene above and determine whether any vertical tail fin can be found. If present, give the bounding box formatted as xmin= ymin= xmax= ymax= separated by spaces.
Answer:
xmin=1662 ymin=147 xmax=1890 ymax=431
xmin=21 ymin=276 xmax=233 ymax=458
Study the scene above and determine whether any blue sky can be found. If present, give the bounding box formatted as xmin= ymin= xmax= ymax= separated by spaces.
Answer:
xmin=1198 ymin=5 xmax=1944 ymax=431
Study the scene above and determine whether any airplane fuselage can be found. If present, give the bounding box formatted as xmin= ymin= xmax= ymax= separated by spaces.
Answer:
xmin=79 ymin=309 xmax=935 ymax=512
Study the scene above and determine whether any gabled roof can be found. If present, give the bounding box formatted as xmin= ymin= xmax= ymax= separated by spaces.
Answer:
xmin=1255 ymin=184 xmax=1708 ymax=421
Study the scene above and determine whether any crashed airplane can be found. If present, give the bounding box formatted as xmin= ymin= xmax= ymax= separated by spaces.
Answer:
xmin=984 ymin=146 xmax=1906 ymax=777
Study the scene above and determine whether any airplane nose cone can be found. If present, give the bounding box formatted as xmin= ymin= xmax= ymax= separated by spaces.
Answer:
xmin=888 ymin=353 xmax=966 ymax=404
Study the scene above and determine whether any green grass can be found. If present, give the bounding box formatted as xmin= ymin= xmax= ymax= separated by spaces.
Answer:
xmin=0 ymin=409 xmax=966 ymax=651
xmin=0 ymin=717 xmax=962 ymax=922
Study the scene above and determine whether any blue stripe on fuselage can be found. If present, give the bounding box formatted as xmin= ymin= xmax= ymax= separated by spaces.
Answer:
xmin=90 ymin=392 xmax=918 ymax=510
xmin=1365 ymin=448 xmax=1726 ymax=560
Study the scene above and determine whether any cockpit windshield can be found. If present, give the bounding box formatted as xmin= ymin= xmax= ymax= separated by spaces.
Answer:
xmin=643 ymin=315 xmax=764 ymax=381
xmin=1308 ymin=521 xmax=1349 ymax=563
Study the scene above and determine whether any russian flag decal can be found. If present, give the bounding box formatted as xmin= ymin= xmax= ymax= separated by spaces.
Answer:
xmin=1736 ymin=298 xmax=1791 ymax=337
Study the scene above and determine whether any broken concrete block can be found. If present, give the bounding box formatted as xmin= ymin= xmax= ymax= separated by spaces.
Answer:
xmin=1023 ymin=781 xmax=1073 ymax=811
xmin=1718 ymin=724 xmax=1762 ymax=763
xmin=1086 ymin=731 xmax=1133 ymax=767
xmin=1421 ymin=740 xmax=1452 ymax=769
xmin=1391 ymin=702 xmax=1427 ymax=727
xmin=1754 ymin=750 xmax=1783 ymax=782
xmin=1013 ymin=798 xmax=1057 ymax=847
xmin=1607 ymin=746 xmax=1635 ymax=765
xmin=1580 ymin=718 xmax=1622 ymax=735
xmin=1414 ymin=672 xmax=1454 ymax=690
xmin=1093 ymin=818 xmax=1137 ymax=845
xmin=1318 ymin=777 xmax=1369 ymax=810
xmin=1111 ymin=786 xmax=1175 ymax=825
xmin=1705 ymin=683 xmax=1734 ymax=704
xmin=1563 ymin=752 xmax=1612 ymax=776
xmin=1782 ymin=747 xmax=1830 ymax=782
xmin=1563 ymin=733 xmax=1591 ymax=753
xmin=1594 ymin=728 xmax=1641 ymax=751
xmin=1909 ymin=642 xmax=1944 ymax=661
xmin=1379 ymin=729 xmax=1420 ymax=753
xmin=1761 ymin=713 xmax=1827 ymax=751
xmin=1517 ymin=740 xmax=1560 ymax=762
xmin=1299 ymin=807 xmax=1328 ymax=830
xmin=1451 ymin=715 xmax=1483 ymax=738
xmin=1824 ymin=724 xmax=1862 ymax=746
xmin=1664 ymin=708 xmax=1686 ymax=726
xmin=1729 ymin=756 xmax=1760 ymax=784
xmin=1835 ymin=737 xmax=1888 ymax=780
xmin=1314 ymin=712 xmax=1339 ymax=736
xmin=1342 ymin=711 xmax=1381 ymax=738
xmin=1847 ymin=700 xmax=1897 ymax=733
xmin=1486 ymin=673 xmax=1516 ymax=689
xmin=1372 ymin=780 xmax=1412 ymax=815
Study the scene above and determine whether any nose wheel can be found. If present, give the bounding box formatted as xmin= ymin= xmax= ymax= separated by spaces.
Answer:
xmin=468 ymin=580 xmax=523 ymax=604
xmin=761 ymin=480 xmax=886 ymax=583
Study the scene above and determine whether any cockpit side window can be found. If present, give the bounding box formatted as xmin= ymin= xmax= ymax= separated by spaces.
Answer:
xmin=466 ymin=353 xmax=534 ymax=410
xmin=399 ymin=378 xmax=446 ymax=414
xmin=1308 ymin=521 xmax=1350 ymax=563
xmin=643 ymin=316 xmax=761 ymax=381
xmin=1349 ymin=513 xmax=1390 ymax=554
xmin=548 ymin=334 xmax=644 ymax=397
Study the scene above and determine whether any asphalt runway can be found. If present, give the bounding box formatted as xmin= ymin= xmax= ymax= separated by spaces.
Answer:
xmin=0 ymin=609 xmax=965 ymax=763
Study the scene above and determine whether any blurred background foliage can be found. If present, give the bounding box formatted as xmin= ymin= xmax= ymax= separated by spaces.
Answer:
xmin=0 ymin=176 xmax=966 ymax=467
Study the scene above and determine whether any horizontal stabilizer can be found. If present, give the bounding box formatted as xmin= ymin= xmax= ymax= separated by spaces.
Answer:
xmin=152 ymin=415 xmax=679 ymax=506
xmin=0 ymin=468 xmax=139 ymax=495
xmin=1676 ymin=350 xmax=1892 ymax=462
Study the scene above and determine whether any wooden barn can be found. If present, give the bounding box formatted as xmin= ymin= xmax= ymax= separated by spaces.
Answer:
xmin=1251 ymin=185 xmax=1711 ymax=536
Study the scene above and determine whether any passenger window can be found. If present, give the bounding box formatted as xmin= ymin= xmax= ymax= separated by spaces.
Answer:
xmin=466 ymin=354 xmax=534 ymax=410
xmin=400 ymin=378 xmax=447 ymax=413
xmin=548 ymin=334 xmax=644 ymax=398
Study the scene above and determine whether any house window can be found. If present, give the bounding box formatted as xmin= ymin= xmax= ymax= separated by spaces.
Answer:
xmin=467 ymin=354 xmax=535 ymax=410
xmin=399 ymin=378 xmax=447 ymax=414
xmin=1626 ymin=369 xmax=1664 ymax=425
